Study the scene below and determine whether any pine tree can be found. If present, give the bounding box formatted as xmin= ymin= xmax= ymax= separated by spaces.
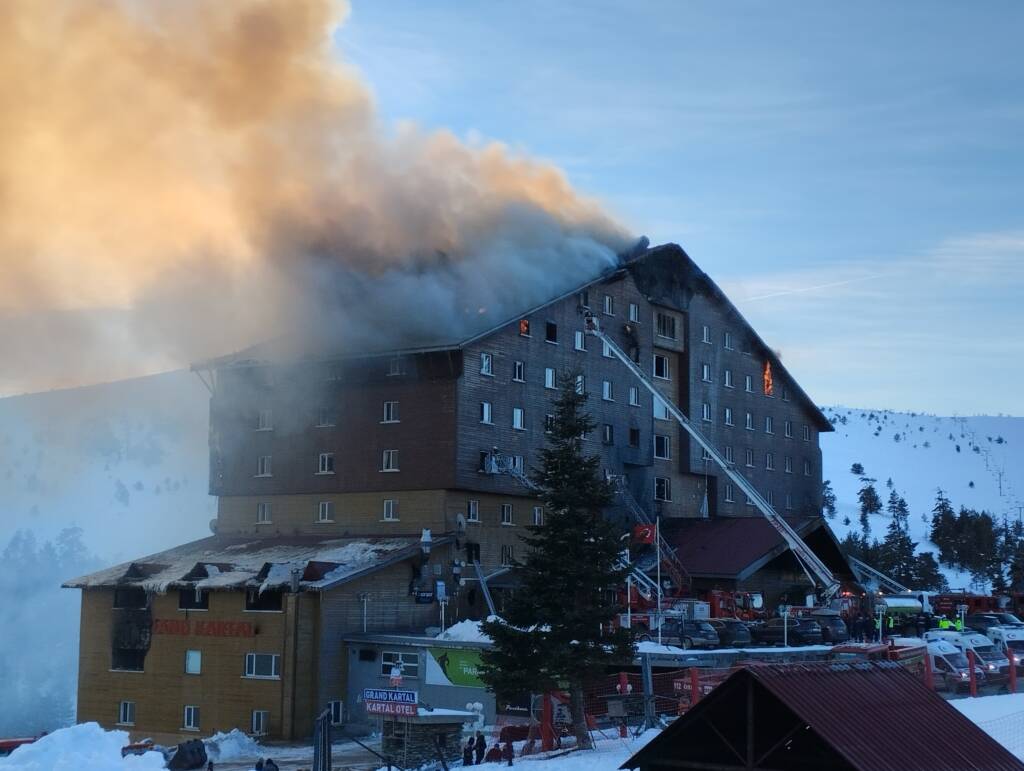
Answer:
xmin=857 ymin=480 xmax=881 ymax=538
xmin=929 ymin=489 xmax=956 ymax=565
xmin=821 ymin=480 xmax=837 ymax=520
xmin=850 ymin=462 xmax=865 ymax=477
xmin=479 ymin=372 xmax=634 ymax=750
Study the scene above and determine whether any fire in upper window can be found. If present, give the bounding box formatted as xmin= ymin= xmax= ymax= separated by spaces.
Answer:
xmin=763 ymin=360 xmax=774 ymax=396
xmin=519 ymin=319 xmax=530 ymax=336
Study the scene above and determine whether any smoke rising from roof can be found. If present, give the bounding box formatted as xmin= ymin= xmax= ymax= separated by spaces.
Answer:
xmin=0 ymin=0 xmax=629 ymax=392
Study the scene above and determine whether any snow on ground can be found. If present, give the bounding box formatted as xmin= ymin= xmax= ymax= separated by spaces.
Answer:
xmin=205 ymin=728 xmax=261 ymax=761
xmin=821 ymin=408 xmax=1024 ymax=588
xmin=0 ymin=723 xmax=164 ymax=771
xmin=953 ymin=693 xmax=1024 ymax=760
xmin=437 ymin=617 xmax=496 ymax=643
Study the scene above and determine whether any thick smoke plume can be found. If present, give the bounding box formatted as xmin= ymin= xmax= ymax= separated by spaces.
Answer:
xmin=0 ymin=0 xmax=629 ymax=392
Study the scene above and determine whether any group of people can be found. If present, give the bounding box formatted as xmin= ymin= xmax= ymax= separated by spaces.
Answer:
xmin=847 ymin=612 xmax=960 ymax=642
xmin=463 ymin=732 xmax=514 ymax=766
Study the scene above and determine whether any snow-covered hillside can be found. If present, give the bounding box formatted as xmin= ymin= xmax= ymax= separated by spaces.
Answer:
xmin=820 ymin=407 xmax=1024 ymax=588
xmin=0 ymin=371 xmax=215 ymax=561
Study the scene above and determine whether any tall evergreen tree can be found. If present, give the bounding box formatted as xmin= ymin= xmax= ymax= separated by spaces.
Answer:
xmin=821 ymin=480 xmax=837 ymax=520
xmin=479 ymin=373 xmax=634 ymax=749
xmin=929 ymin=489 xmax=956 ymax=565
xmin=857 ymin=480 xmax=881 ymax=538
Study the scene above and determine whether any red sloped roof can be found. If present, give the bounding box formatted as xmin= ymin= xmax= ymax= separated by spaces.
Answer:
xmin=623 ymin=662 xmax=1024 ymax=771
xmin=664 ymin=515 xmax=820 ymax=579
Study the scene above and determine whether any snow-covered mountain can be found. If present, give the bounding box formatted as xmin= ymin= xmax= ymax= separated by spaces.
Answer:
xmin=820 ymin=406 xmax=1024 ymax=588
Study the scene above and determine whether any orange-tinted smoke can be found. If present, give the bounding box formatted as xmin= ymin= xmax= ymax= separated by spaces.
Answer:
xmin=0 ymin=0 xmax=626 ymax=392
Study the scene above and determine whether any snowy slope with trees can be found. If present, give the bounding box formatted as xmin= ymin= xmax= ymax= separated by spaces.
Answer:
xmin=820 ymin=407 xmax=1024 ymax=591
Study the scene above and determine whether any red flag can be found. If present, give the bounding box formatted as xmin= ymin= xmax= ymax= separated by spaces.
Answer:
xmin=633 ymin=524 xmax=655 ymax=544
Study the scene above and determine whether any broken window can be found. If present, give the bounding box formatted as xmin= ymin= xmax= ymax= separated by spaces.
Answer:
xmin=112 ymin=648 xmax=146 ymax=672
xmin=654 ymin=477 xmax=672 ymax=502
xmin=653 ymin=354 xmax=670 ymax=379
xmin=113 ymin=587 xmax=148 ymax=610
xmin=246 ymin=589 xmax=283 ymax=612
xmin=545 ymin=322 xmax=558 ymax=343
xmin=656 ymin=313 xmax=676 ymax=340
xmin=179 ymin=588 xmax=209 ymax=611
xmin=628 ymin=428 xmax=640 ymax=448
xmin=519 ymin=319 xmax=531 ymax=337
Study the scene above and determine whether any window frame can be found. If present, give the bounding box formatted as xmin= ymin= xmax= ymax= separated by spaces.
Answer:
xmin=185 ymin=649 xmax=202 ymax=675
xmin=602 ymin=424 xmax=614 ymax=445
xmin=256 ymin=455 xmax=272 ymax=477
xmin=118 ymin=701 xmax=136 ymax=726
xmin=315 ymin=407 xmax=335 ymax=428
xmin=629 ymin=386 xmax=641 ymax=407
xmin=724 ymin=407 xmax=734 ymax=426
xmin=603 ymin=294 xmax=615 ymax=315
xmin=328 ymin=700 xmax=343 ymax=725
xmin=382 ymin=401 xmax=399 ymax=423
xmin=628 ymin=303 xmax=640 ymax=322
xmin=512 ymin=407 xmax=525 ymax=430
xmin=701 ymin=325 xmax=712 ymax=344
xmin=381 ymin=449 xmax=399 ymax=472
xmin=574 ymin=330 xmax=587 ymax=351
xmin=251 ymin=709 xmax=269 ymax=737
xmin=545 ymin=322 xmax=558 ymax=344
xmin=655 ymin=313 xmax=677 ymax=340
xmin=602 ymin=380 xmax=614 ymax=401
xmin=256 ymin=502 xmax=272 ymax=524
xmin=765 ymin=416 xmax=774 ymax=434
xmin=532 ymin=506 xmax=544 ymax=526
xmin=480 ymin=401 xmax=493 ymax=424
xmin=653 ymin=354 xmax=670 ymax=380
xmin=724 ymin=369 xmax=734 ymax=388
xmin=513 ymin=361 xmax=525 ymax=382
xmin=480 ymin=352 xmax=494 ymax=376
xmin=317 ymin=452 xmax=335 ymax=475
xmin=381 ymin=651 xmax=419 ymax=679
xmin=501 ymin=503 xmax=514 ymax=526
xmin=702 ymin=402 xmax=712 ymax=422
xmin=256 ymin=409 xmax=273 ymax=432
xmin=383 ymin=499 xmax=398 ymax=521
xmin=654 ymin=476 xmax=672 ymax=502
xmin=183 ymin=705 xmax=200 ymax=732
xmin=317 ymin=500 xmax=335 ymax=522
xmin=500 ymin=544 xmax=515 ymax=567
xmin=467 ymin=499 xmax=479 ymax=523
xmin=244 ymin=652 xmax=282 ymax=680
xmin=544 ymin=367 xmax=556 ymax=389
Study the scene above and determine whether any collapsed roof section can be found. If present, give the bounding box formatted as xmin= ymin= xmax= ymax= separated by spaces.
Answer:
xmin=63 ymin=534 xmax=448 ymax=594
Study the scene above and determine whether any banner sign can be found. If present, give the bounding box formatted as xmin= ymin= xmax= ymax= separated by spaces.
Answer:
xmin=363 ymin=688 xmax=418 ymax=718
xmin=152 ymin=619 xmax=255 ymax=638
xmin=428 ymin=648 xmax=485 ymax=688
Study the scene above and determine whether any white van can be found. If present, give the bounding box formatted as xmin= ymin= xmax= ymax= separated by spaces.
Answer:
xmin=987 ymin=626 xmax=1024 ymax=668
xmin=926 ymin=631 xmax=1012 ymax=679
xmin=927 ymin=639 xmax=984 ymax=692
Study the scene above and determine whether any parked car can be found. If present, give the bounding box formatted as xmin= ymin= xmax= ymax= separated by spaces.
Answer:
xmin=707 ymin=618 xmax=752 ymax=647
xmin=657 ymin=619 xmax=720 ymax=649
xmin=754 ymin=617 xmax=823 ymax=647
xmin=965 ymin=614 xmax=1004 ymax=634
xmin=811 ymin=613 xmax=850 ymax=644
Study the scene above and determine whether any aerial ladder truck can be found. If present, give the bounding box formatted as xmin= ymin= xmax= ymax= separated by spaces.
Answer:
xmin=582 ymin=311 xmax=842 ymax=602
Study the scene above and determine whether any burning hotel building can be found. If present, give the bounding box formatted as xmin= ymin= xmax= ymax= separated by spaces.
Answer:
xmin=65 ymin=242 xmax=851 ymax=742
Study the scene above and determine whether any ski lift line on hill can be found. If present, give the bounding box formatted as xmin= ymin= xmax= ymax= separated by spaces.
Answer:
xmin=582 ymin=310 xmax=842 ymax=601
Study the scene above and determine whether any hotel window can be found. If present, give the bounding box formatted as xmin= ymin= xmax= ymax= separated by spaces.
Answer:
xmin=745 ymin=412 xmax=754 ymax=430
xmin=654 ymin=397 xmax=670 ymax=421
xmin=602 ymin=380 xmax=614 ymax=401
xmin=629 ymin=386 xmax=640 ymax=407
xmin=724 ymin=331 xmax=734 ymax=350
xmin=654 ymin=434 xmax=670 ymax=459
xmin=113 ymin=587 xmax=147 ymax=609
xmin=112 ymin=649 xmax=145 ymax=672
xmin=653 ymin=354 xmax=670 ymax=379
xmin=701 ymin=447 xmax=712 ymax=461
xmin=745 ymin=448 xmax=755 ymax=467
xmin=579 ymin=290 xmax=590 ymax=308
xmin=256 ymin=502 xmax=271 ymax=524
xmin=256 ymin=409 xmax=273 ymax=431
xmin=329 ymin=701 xmax=343 ymax=725
xmin=501 ymin=504 xmax=514 ymax=525
xmin=467 ymin=500 xmax=479 ymax=522
xmin=544 ymin=367 xmax=556 ymax=389
xmin=602 ymin=424 xmax=614 ymax=445
xmin=185 ymin=650 xmax=202 ymax=675
xmin=629 ymin=303 xmax=640 ymax=322
xmin=724 ymin=369 xmax=733 ymax=388
xmin=316 ymin=407 xmax=334 ymax=427
xmin=702 ymin=325 xmax=712 ymax=344
xmin=724 ymin=407 xmax=734 ymax=426
xmin=478 ymin=451 xmax=490 ymax=472
xmin=782 ymin=387 xmax=790 ymax=402
xmin=764 ymin=416 xmax=774 ymax=434
xmin=480 ymin=401 xmax=493 ymax=424
xmin=510 ymin=455 xmax=524 ymax=473
xmin=244 ymin=653 xmax=281 ymax=679
xmin=785 ymin=456 xmax=793 ymax=474
xmin=545 ymin=322 xmax=558 ymax=343
xmin=702 ymin=403 xmax=712 ymax=422
xmin=766 ymin=452 xmax=775 ymax=471
xmin=745 ymin=495 xmax=754 ymax=507
xmin=786 ymin=493 xmax=793 ymax=510
xmin=603 ymin=294 xmax=614 ymax=315
xmin=745 ymin=374 xmax=753 ymax=392
xmin=256 ymin=455 xmax=272 ymax=477
xmin=802 ymin=425 xmax=811 ymax=441
xmin=382 ymin=400 xmax=399 ymax=423
xmin=803 ymin=459 xmax=812 ymax=476
xmin=251 ymin=710 xmax=269 ymax=737
xmin=118 ymin=701 xmax=136 ymax=726
xmin=179 ymin=588 xmax=209 ymax=611
xmin=656 ymin=313 xmax=676 ymax=339
xmin=382 ymin=651 xmax=418 ymax=679
xmin=602 ymin=340 xmax=613 ymax=358
xmin=785 ymin=420 xmax=793 ymax=438
xmin=701 ymin=363 xmax=712 ymax=382
xmin=724 ymin=484 xmax=735 ymax=503
xmin=512 ymin=407 xmax=525 ymax=430
xmin=574 ymin=330 xmax=586 ymax=351
xmin=519 ymin=319 xmax=531 ymax=337
xmin=318 ymin=452 xmax=335 ymax=474
xmin=480 ymin=353 xmax=493 ymax=376
xmin=317 ymin=501 xmax=334 ymax=522
xmin=767 ymin=490 xmax=776 ymax=506
xmin=544 ymin=414 xmax=555 ymax=433
xmin=381 ymin=453 xmax=399 ymax=478
xmin=383 ymin=499 xmax=397 ymax=520
xmin=501 ymin=545 xmax=515 ymax=567
xmin=183 ymin=705 xmax=200 ymax=731
xmin=387 ymin=356 xmax=404 ymax=376
xmin=532 ymin=506 xmax=544 ymax=526
xmin=513 ymin=361 xmax=525 ymax=382
xmin=654 ymin=477 xmax=672 ymax=502
xmin=725 ymin=445 xmax=734 ymax=464
xmin=575 ymin=375 xmax=585 ymax=394
xmin=246 ymin=589 xmax=283 ymax=612
xmin=628 ymin=428 xmax=641 ymax=448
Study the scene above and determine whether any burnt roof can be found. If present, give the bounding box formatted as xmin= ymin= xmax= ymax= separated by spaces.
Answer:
xmin=664 ymin=515 xmax=838 ymax=580
xmin=623 ymin=662 xmax=1024 ymax=771
xmin=196 ymin=241 xmax=830 ymax=431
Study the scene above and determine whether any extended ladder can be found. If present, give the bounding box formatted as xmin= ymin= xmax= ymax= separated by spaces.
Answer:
xmin=608 ymin=474 xmax=691 ymax=590
xmin=847 ymin=556 xmax=910 ymax=594
xmin=583 ymin=312 xmax=841 ymax=600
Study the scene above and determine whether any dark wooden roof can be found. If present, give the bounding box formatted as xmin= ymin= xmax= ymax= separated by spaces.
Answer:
xmin=622 ymin=662 xmax=1024 ymax=771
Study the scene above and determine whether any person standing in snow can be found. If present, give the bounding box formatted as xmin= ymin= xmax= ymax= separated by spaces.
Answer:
xmin=475 ymin=731 xmax=486 ymax=764
xmin=463 ymin=736 xmax=475 ymax=765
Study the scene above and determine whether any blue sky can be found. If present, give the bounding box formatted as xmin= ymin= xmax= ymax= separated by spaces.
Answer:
xmin=337 ymin=1 xmax=1024 ymax=416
